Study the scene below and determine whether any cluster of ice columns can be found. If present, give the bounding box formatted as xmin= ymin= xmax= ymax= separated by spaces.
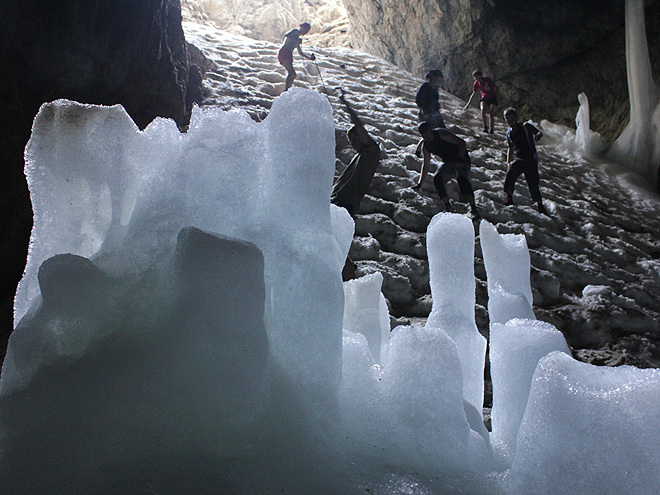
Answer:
xmin=0 ymin=90 xmax=658 ymax=494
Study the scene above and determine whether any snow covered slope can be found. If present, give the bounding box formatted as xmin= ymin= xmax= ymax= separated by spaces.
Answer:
xmin=184 ymin=20 xmax=660 ymax=367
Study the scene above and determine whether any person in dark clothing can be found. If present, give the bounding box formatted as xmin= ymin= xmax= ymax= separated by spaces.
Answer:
xmin=416 ymin=69 xmax=446 ymax=129
xmin=331 ymin=89 xmax=381 ymax=279
xmin=331 ymin=90 xmax=380 ymax=216
xmin=413 ymin=122 xmax=480 ymax=219
xmin=414 ymin=69 xmax=446 ymax=157
xmin=503 ymin=107 xmax=547 ymax=214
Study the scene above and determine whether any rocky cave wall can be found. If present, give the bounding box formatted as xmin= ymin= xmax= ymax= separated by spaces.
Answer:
xmin=342 ymin=0 xmax=660 ymax=139
xmin=0 ymin=0 xmax=205 ymax=367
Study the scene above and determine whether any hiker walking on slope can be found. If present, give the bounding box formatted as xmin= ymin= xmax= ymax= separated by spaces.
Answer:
xmin=416 ymin=69 xmax=447 ymax=130
xmin=331 ymin=89 xmax=381 ymax=279
xmin=464 ymin=69 xmax=500 ymax=134
xmin=278 ymin=22 xmax=316 ymax=91
xmin=503 ymin=107 xmax=547 ymax=214
xmin=413 ymin=122 xmax=481 ymax=220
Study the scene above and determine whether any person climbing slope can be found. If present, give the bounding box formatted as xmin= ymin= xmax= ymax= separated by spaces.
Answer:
xmin=413 ymin=122 xmax=481 ymax=220
xmin=503 ymin=107 xmax=547 ymax=214
xmin=416 ymin=69 xmax=447 ymax=130
xmin=278 ymin=22 xmax=316 ymax=91
xmin=464 ymin=69 xmax=500 ymax=134
xmin=331 ymin=89 xmax=381 ymax=279
xmin=414 ymin=69 xmax=447 ymax=157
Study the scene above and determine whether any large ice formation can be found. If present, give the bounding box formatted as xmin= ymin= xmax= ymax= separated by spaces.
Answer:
xmin=1 ymin=89 xmax=659 ymax=494
xmin=544 ymin=0 xmax=660 ymax=189
xmin=607 ymin=0 xmax=660 ymax=188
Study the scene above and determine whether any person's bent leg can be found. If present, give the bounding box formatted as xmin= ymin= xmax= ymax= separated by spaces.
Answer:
xmin=433 ymin=170 xmax=452 ymax=210
xmin=504 ymin=160 xmax=525 ymax=201
xmin=524 ymin=160 xmax=543 ymax=203
xmin=457 ymin=175 xmax=480 ymax=218
xmin=457 ymin=175 xmax=474 ymax=199
xmin=524 ymin=160 xmax=547 ymax=213
xmin=283 ymin=60 xmax=296 ymax=90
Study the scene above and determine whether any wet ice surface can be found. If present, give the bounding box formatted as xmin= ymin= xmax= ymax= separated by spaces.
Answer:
xmin=184 ymin=20 xmax=660 ymax=366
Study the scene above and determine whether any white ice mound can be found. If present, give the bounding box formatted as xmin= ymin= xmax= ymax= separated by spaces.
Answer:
xmin=342 ymin=271 xmax=390 ymax=363
xmin=16 ymin=90 xmax=343 ymax=399
xmin=1 ymin=228 xmax=273 ymax=491
xmin=480 ymin=221 xmax=535 ymax=325
xmin=489 ymin=319 xmax=571 ymax=467
xmin=507 ymin=351 xmax=660 ymax=495
xmin=4 ymin=92 xmax=496 ymax=493
xmin=339 ymin=324 xmax=490 ymax=475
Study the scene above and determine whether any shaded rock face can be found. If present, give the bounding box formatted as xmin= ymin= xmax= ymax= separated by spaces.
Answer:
xmin=0 ymin=0 xmax=205 ymax=364
xmin=343 ymin=0 xmax=660 ymax=139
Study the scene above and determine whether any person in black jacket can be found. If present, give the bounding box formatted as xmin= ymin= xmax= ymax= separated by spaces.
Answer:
xmin=331 ymin=89 xmax=381 ymax=280
xmin=503 ymin=107 xmax=547 ymax=214
xmin=331 ymin=89 xmax=380 ymax=218
xmin=416 ymin=69 xmax=446 ymax=129
xmin=413 ymin=122 xmax=480 ymax=219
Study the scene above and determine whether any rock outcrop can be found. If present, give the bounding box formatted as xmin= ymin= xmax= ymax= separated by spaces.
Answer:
xmin=342 ymin=0 xmax=660 ymax=140
xmin=0 ymin=0 xmax=205 ymax=365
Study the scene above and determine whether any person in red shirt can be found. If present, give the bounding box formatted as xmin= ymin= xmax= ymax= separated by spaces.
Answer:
xmin=463 ymin=70 xmax=500 ymax=134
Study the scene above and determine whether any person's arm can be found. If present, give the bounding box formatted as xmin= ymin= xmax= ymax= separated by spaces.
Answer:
xmin=506 ymin=135 xmax=512 ymax=163
xmin=338 ymin=90 xmax=373 ymax=145
xmin=463 ymin=90 xmax=477 ymax=110
xmin=532 ymin=126 xmax=543 ymax=142
xmin=414 ymin=146 xmax=432 ymax=189
xmin=295 ymin=38 xmax=315 ymax=60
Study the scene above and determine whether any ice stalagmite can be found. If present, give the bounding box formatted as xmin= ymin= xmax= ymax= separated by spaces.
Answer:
xmin=607 ymin=0 xmax=660 ymax=188
xmin=426 ymin=213 xmax=486 ymax=414
xmin=479 ymin=221 xmax=534 ymax=325
xmin=342 ymin=271 xmax=390 ymax=363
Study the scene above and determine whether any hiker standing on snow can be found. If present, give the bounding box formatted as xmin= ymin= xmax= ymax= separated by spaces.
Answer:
xmin=503 ymin=107 xmax=547 ymax=214
xmin=416 ymin=69 xmax=447 ymax=129
xmin=331 ymin=89 xmax=381 ymax=279
xmin=278 ymin=22 xmax=316 ymax=91
xmin=464 ymin=69 xmax=500 ymax=134
xmin=413 ymin=122 xmax=481 ymax=220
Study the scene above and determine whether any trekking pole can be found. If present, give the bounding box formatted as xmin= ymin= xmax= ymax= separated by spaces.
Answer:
xmin=312 ymin=56 xmax=329 ymax=95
